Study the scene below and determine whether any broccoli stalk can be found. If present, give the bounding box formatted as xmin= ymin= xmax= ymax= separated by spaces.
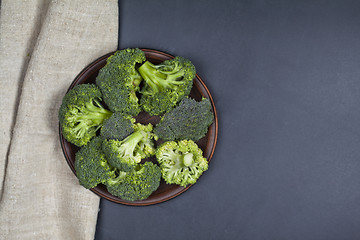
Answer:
xmin=138 ymin=61 xmax=187 ymax=94
xmin=183 ymin=153 xmax=194 ymax=167
xmin=124 ymin=67 xmax=143 ymax=102
xmin=70 ymin=99 xmax=112 ymax=138
xmin=161 ymin=151 xmax=200 ymax=185
xmin=156 ymin=140 xmax=208 ymax=187
xmin=102 ymin=123 xmax=157 ymax=172
xmin=139 ymin=56 xmax=196 ymax=116
xmin=117 ymin=131 xmax=144 ymax=159
xmin=102 ymin=131 xmax=143 ymax=171
xmin=59 ymin=84 xmax=112 ymax=147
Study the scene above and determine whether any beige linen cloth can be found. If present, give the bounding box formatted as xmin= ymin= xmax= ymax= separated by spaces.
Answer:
xmin=0 ymin=0 xmax=118 ymax=239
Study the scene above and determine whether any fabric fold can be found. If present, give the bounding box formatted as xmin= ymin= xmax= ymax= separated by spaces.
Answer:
xmin=0 ymin=1 xmax=118 ymax=239
xmin=0 ymin=0 xmax=51 ymax=195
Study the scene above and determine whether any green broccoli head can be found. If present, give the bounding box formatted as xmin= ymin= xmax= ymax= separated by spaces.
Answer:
xmin=100 ymin=112 xmax=135 ymax=140
xmin=96 ymin=48 xmax=146 ymax=116
xmin=154 ymin=97 xmax=214 ymax=142
xmin=59 ymin=84 xmax=113 ymax=147
xmin=106 ymin=161 xmax=161 ymax=201
xmin=75 ymin=136 xmax=115 ymax=189
xmin=102 ymin=123 xmax=157 ymax=172
xmin=139 ymin=56 xmax=196 ymax=116
xmin=156 ymin=140 xmax=208 ymax=187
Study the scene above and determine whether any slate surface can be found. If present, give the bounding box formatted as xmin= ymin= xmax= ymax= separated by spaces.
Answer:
xmin=95 ymin=1 xmax=360 ymax=239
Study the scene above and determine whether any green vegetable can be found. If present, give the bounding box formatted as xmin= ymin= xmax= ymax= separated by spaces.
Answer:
xmin=154 ymin=97 xmax=213 ymax=142
xmin=106 ymin=162 xmax=161 ymax=201
xmin=156 ymin=140 xmax=208 ymax=187
xmin=58 ymin=84 xmax=112 ymax=147
xmin=102 ymin=123 xmax=157 ymax=172
xmin=75 ymin=136 xmax=115 ymax=189
xmin=139 ymin=56 xmax=196 ymax=116
xmin=100 ymin=112 xmax=135 ymax=140
xmin=96 ymin=48 xmax=146 ymax=116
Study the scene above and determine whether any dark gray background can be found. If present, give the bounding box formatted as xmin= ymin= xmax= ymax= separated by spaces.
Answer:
xmin=95 ymin=0 xmax=360 ymax=239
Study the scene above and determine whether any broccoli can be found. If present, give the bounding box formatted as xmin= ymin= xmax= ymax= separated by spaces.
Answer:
xmin=138 ymin=56 xmax=196 ymax=116
xmin=106 ymin=161 xmax=161 ymax=201
xmin=58 ymin=84 xmax=112 ymax=147
xmin=96 ymin=48 xmax=146 ymax=116
xmin=100 ymin=112 xmax=135 ymax=140
xmin=156 ymin=140 xmax=208 ymax=187
xmin=102 ymin=123 xmax=157 ymax=171
xmin=133 ymin=122 xmax=159 ymax=157
xmin=154 ymin=97 xmax=214 ymax=142
xmin=75 ymin=136 xmax=115 ymax=189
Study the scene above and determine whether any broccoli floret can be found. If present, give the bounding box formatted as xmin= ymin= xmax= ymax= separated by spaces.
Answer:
xmin=102 ymin=123 xmax=157 ymax=171
xmin=154 ymin=97 xmax=214 ymax=142
xmin=106 ymin=162 xmax=161 ymax=201
xmin=138 ymin=56 xmax=196 ymax=116
xmin=100 ymin=112 xmax=135 ymax=140
xmin=96 ymin=48 xmax=146 ymax=116
xmin=75 ymin=136 xmax=115 ymax=189
xmin=133 ymin=122 xmax=159 ymax=157
xmin=156 ymin=140 xmax=208 ymax=187
xmin=59 ymin=84 xmax=112 ymax=147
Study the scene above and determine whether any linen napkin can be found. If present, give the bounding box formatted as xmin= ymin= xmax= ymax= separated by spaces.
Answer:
xmin=0 ymin=0 xmax=118 ymax=239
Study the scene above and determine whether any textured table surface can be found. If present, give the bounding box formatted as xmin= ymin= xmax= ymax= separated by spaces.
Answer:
xmin=95 ymin=1 xmax=360 ymax=239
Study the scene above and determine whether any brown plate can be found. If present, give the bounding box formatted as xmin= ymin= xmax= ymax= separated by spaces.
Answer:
xmin=59 ymin=48 xmax=218 ymax=206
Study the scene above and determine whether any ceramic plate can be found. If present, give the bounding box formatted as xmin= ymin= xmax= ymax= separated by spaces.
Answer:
xmin=59 ymin=48 xmax=218 ymax=206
